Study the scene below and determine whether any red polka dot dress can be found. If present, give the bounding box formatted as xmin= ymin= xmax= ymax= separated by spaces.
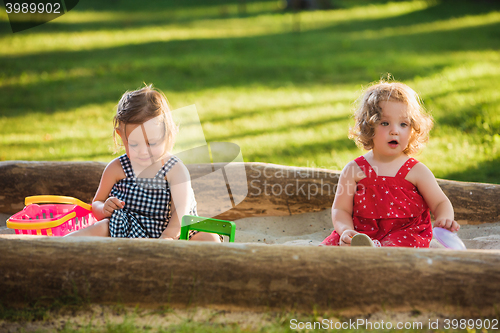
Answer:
xmin=322 ymin=156 xmax=433 ymax=247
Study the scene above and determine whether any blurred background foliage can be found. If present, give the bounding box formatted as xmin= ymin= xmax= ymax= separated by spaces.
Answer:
xmin=0 ymin=0 xmax=499 ymax=183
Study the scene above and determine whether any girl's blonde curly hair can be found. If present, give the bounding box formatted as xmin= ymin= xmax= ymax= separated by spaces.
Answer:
xmin=349 ymin=80 xmax=433 ymax=156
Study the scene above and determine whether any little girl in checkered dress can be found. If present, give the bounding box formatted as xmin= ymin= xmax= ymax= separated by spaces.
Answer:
xmin=321 ymin=80 xmax=460 ymax=247
xmin=67 ymin=85 xmax=221 ymax=242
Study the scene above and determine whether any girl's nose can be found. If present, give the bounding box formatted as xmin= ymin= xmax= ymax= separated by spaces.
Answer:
xmin=139 ymin=144 xmax=151 ymax=155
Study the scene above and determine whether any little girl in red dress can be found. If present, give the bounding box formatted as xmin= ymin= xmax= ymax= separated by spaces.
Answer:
xmin=322 ymin=80 xmax=460 ymax=247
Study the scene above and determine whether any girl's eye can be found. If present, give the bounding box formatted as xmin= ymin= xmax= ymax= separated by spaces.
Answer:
xmin=381 ymin=122 xmax=389 ymax=126
xmin=148 ymin=142 xmax=157 ymax=146
xmin=401 ymin=123 xmax=408 ymax=127
xmin=129 ymin=144 xmax=138 ymax=148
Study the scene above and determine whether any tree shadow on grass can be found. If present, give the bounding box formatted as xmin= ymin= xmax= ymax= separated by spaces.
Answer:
xmin=316 ymin=0 xmax=500 ymax=34
xmin=0 ymin=135 xmax=116 ymax=161
xmin=202 ymin=98 xmax=351 ymax=123
xmin=2 ymin=15 xmax=498 ymax=118
xmin=0 ymin=0 xmax=283 ymax=35
xmin=209 ymin=113 xmax=349 ymax=142
xmin=0 ymin=8 xmax=283 ymax=35
xmin=435 ymin=98 xmax=500 ymax=134
xmin=444 ymin=156 xmax=500 ymax=184
xmin=247 ymin=136 xmax=356 ymax=162
xmin=422 ymin=79 xmax=500 ymax=135
xmin=2 ymin=0 xmax=498 ymax=35
xmin=74 ymin=0 xmax=278 ymax=12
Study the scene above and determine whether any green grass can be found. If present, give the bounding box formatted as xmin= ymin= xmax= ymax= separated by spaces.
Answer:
xmin=0 ymin=0 xmax=499 ymax=183
xmin=0 ymin=303 xmax=480 ymax=333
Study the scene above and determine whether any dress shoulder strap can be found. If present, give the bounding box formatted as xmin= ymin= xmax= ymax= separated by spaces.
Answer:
xmin=158 ymin=156 xmax=180 ymax=178
xmin=354 ymin=156 xmax=377 ymax=178
xmin=396 ymin=157 xmax=419 ymax=179
xmin=118 ymin=154 xmax=135 ymax=178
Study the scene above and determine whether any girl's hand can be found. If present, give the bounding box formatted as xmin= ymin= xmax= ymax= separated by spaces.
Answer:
xmin=102 ymin=197 xmax=125 ymax=217
xmin=434 ymin=218 xmax=460 ymax=232
xmin=339 ymin=229 xmax=358 ymax=246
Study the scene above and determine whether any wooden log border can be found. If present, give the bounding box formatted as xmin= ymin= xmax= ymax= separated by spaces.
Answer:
xmin=1 ymin=235 xmax=499 ymax=316
xmin=0 ymin=161 xmax=499 ymax=223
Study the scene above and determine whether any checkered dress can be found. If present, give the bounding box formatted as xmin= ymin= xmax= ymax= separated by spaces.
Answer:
xmin=109 ymin=154 xmax=197 ymax=238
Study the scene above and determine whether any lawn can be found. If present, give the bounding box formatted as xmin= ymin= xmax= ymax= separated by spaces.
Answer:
xmin=0 ymin=302 xmax=477 ymax=333
xmin=0 ymin=0 xmax=499 ymax=184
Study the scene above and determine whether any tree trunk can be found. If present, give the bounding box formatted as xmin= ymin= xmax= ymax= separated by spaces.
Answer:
xmin=0 ymin=161 xmax=104 ymax=214
xmin=1 ymin=235 xmax=499 ymax=316
xmin=0 ymin=161 xmax=498 ymax=224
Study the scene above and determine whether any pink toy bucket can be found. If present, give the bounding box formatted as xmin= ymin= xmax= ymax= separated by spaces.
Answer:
xmin=6 ymin=195 xmax=96 ymax=236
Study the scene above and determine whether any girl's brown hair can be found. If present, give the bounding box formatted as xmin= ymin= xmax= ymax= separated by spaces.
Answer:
xmin=113 ymin=84 xmax=178 ymax=154
xmin=349 ymin=80 xmax=433 ymax=155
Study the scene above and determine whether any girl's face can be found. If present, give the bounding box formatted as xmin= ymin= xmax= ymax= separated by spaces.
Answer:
xmin=372 ymin=101 xmax=411 ymax=158
xmin=118 ymin=117 xmax=168 ymax=167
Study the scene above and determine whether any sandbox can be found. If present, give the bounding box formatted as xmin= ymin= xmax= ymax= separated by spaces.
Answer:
xmin=0 ymin=161 xmax=499 ymax=320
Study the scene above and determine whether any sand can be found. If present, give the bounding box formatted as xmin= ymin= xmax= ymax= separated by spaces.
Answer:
xmin=1 ymin=210 xmax=499 ymax=332
xmin=232 ymin=209 xmax=500 ymax=250
xmin=2 ymin=210 xmax=500 ymax=249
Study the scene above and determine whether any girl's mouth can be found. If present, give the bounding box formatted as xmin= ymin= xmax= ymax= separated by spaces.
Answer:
xmin=138 ymin=156 xmax=153 ymax=162
xmin=388 ymin=140 xmax=399 ymax=148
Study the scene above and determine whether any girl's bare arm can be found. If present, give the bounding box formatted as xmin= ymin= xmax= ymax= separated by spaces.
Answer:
xmin=162 ymin=161 xmax=192 ymax=239
xmin=408 ymin=163 xmax=459 ymax=232
xmin=332 ymin=161 xmax=360 ymax=245
xmin=92 ymin=158 xmax=125 ymax=221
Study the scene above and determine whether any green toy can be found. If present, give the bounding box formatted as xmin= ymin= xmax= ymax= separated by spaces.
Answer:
xmin=180 ymin=215 xmax=236 ymax=242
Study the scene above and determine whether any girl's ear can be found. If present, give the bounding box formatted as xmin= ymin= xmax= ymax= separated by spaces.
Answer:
xmin=115 ymin=128 xmax=126 ymax=144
